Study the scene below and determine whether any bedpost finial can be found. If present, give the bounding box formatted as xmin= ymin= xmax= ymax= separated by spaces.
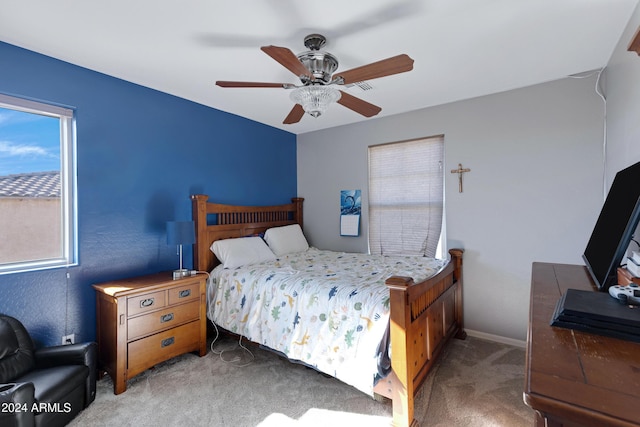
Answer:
xmin=449 ymin=248 xmax=464 ymax=258
xmin=191 ymin=194 xmax=209 ymax=202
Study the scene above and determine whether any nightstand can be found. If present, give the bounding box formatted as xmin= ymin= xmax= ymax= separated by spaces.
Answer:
xmin=93 ymin=272 xmax=207 ymax=394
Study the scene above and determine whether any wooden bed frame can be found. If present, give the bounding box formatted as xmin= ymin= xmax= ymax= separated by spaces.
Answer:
xmin=191 ymin=194 xmax=465 ymax=427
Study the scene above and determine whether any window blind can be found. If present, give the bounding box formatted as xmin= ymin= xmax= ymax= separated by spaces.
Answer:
xmin=368 ymin=135 xmax=444 ymax=257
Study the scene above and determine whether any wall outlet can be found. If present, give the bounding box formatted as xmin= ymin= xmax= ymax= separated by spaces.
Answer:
xmin=62 ymin=334 xmax=75 ymax=345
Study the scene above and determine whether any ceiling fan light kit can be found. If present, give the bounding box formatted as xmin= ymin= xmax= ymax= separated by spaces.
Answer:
xmin=215 ymin=34 xmax=414 ymax=124
xmin=290 ymin=85 xmax=341 ymax=118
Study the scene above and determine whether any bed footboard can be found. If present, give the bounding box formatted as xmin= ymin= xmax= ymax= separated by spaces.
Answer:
xmin=375 ymin=248 xmax=465 ymax=427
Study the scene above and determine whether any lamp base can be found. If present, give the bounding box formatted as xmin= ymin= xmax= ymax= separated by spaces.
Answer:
xmin=172 ymin=269 xmax=190 ymax=280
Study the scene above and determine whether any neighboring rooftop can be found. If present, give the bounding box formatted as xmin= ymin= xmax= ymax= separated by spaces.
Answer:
xmin=0 ymin=171 xmax=60 ymax=198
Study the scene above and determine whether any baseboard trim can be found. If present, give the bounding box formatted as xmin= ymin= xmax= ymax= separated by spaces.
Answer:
xmin=465 ymin=329 xmax=526 ymax=348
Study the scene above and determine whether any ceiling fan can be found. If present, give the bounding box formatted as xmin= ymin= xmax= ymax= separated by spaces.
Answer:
xmin=216 ymin=34 xmax=414 ymax=125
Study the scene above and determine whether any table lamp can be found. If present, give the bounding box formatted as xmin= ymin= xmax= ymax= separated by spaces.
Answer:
xmin=166 ymin=220 xmax=195 ymax=280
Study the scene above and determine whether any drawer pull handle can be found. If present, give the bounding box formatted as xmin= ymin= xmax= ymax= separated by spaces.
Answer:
xmin=178 ymin=289 xmax=191 ymax=298
xmin=160 ymin=313 xmax=174 ymax=323
xmin=161 ymin=337 xmax=174 ymax=348
xmin=140 ymin=298 xmax=155 ymax=308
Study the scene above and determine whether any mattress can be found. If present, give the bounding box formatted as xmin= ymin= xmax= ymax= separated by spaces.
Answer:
xmin=206 ymin=247 xmax=447 ymax=395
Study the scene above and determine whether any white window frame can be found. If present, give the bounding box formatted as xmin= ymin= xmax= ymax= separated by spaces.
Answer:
xmin=0 ymin=93 xmax=77 ymax=274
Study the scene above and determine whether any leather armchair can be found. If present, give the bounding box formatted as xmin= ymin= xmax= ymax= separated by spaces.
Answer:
xmin=0 ymin=315 xmax=97 ymax=427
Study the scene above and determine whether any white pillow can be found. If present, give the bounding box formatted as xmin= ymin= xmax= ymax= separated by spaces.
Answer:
xmin=264 ymin=224 xmax=309 ymax=256
xmin=210 ymin=236 xmax=276 ymax=269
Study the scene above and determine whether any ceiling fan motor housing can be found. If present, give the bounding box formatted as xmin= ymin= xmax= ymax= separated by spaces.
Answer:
xmin=296 ymin=34 xmax=338 ymax=84
xmin=297 ymin=51 xmax=339 ymax=84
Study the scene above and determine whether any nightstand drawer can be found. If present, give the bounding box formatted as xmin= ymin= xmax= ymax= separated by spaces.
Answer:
xmin=128 ymin=290 xmax=166 ymax=316
xmin=168 ymin=282 xmax=199 ymax=305
xmin=127 ymin=300 xmax=200 ymax=340
xmin=127 ymin=321 xmax=200 ymax=378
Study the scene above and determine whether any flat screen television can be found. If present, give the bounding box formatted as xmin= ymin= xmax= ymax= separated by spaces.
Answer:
xmin=583 ymin=160 xmax=640 ymax=290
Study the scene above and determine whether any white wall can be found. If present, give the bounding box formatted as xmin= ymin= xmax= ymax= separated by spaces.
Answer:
xmin=298 ymin=76 xmax=604 ymax=341
xmin=606 ymin=3 xmax=640 ymax=179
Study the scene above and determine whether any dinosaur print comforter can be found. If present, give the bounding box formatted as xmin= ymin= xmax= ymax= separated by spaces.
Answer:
xmin=207 ymin=247 xmax=447 ymax=395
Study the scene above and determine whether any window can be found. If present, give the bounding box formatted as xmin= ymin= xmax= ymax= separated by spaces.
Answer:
xmin=0 ymin=94 xmax=77 ymax=274
xmin=368 ymin=135 xmax=444 ymax=258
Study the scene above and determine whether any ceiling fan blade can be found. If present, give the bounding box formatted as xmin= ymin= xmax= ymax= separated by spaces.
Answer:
xmin=261 ymin=45 xmax=314 ymax=81
xmin=335 ymin=54 xmax=414 ymax=85
xmin=283 ymin=104 xmax=305 ymax=124
xmin=337 ymin=91 xmax=382 ymax=117
xmin=216 ymin=81 xmax=292 ymax=88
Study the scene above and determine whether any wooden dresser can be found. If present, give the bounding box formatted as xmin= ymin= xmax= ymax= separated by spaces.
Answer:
xmin=93 ymin=272 xmax=207 ymax=394
xmin=525 ymin=262 xmax=640 ymax=426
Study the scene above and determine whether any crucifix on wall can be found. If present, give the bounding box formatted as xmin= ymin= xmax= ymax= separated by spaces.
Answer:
xmin=451 ymin=163 xmax=471 ymax=193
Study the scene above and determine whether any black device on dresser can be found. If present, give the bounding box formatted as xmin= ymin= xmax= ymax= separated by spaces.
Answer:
xmin=551 ymin=161 xmax=640 ymax=341
xmin=582 ymin=160 xmax=640 ymax=291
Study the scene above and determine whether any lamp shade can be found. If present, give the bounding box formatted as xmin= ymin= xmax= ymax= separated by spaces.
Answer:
xmin=166 ymin=221 xmax=195 ymax=246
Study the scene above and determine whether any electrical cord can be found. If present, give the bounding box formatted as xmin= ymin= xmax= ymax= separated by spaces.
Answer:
xmin=203 ymin=270 xmax=255 ymax=367
xmin=569 ymin=68 xmax=607 ymax=199
xmin=595 ymin=68 xmax=608 ymax=200
xmin=208 ymin=316 xmax=255 ymax=367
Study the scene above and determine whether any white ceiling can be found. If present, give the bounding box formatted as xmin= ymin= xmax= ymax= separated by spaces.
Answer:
xmin=1 ymin=0 xmax=638 ymax=135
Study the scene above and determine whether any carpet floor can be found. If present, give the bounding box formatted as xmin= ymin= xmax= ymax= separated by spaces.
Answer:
xmin=69 ymin=334 xmax=534 ymax=426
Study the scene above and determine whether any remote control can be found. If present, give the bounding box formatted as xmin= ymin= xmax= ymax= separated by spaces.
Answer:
xmin=609 ymin=284 xmax=640 ymax=305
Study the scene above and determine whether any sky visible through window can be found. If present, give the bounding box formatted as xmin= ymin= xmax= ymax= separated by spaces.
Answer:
xmin=0 ymin=107 xmax=60 ymax=176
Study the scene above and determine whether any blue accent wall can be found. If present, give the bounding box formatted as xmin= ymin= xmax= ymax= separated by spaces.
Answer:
xmin=0 ymin=42 xmax=297 ymax=347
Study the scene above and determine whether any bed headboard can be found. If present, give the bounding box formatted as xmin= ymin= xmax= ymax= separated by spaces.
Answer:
xmin=190 ymin=194 xmax=304 ymax=272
